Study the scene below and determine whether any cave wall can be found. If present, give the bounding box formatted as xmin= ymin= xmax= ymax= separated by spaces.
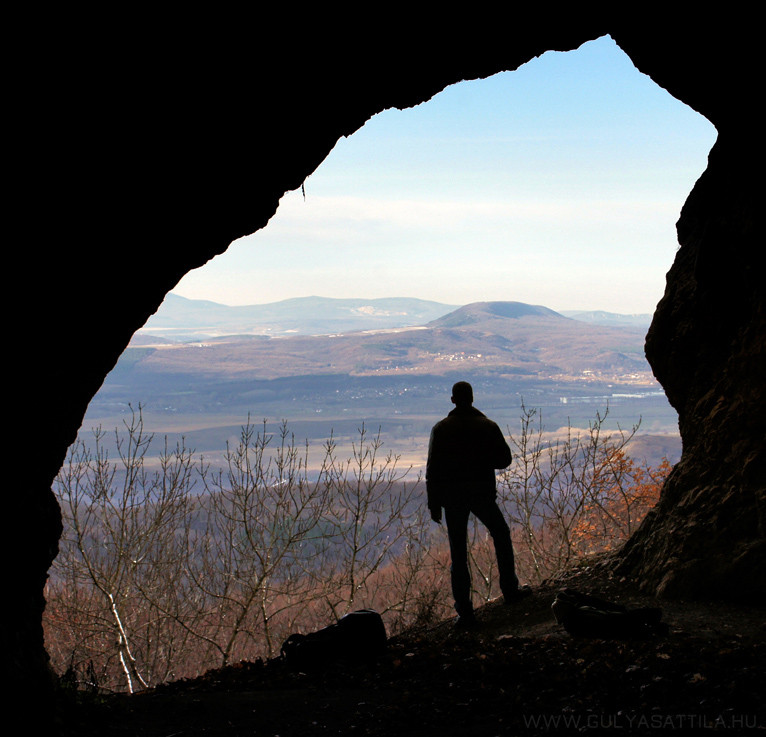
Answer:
xmin=608 ymin=25 xmax=764 ymax=599
xmin=616 ymin=133 xmax=765 ymax=599
xmin=10 ymin=11 xmax=762 ymax=716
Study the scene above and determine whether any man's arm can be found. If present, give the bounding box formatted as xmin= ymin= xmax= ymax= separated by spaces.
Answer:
xmin=425 ymin=427 xmax=442 ymax=523
xmin=490 ymin=422 xmax=512 ymax=469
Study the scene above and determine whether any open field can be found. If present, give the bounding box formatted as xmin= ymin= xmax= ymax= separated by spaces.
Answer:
xmin=82 ymin=379 xmax=679 ymax=482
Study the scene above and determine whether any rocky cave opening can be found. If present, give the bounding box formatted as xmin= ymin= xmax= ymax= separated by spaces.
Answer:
xmin=12 ymin=15 xmax=762 ymax=731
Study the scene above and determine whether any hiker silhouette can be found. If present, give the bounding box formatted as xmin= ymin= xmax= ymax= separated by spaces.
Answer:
xmin=426 ymin=381 xmax=528 ymax=625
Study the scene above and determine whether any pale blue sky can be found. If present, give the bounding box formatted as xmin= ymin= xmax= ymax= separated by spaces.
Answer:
xmin=174 ymin=36 xmax=716 ymax=314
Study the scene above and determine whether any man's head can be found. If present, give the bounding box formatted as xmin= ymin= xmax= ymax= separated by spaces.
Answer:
xmin=451 ymin=381 xmax=473 ymax=408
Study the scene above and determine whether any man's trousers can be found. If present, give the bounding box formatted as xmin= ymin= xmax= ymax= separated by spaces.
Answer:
xmin=444 ymin=495 xmax=519 ymax=617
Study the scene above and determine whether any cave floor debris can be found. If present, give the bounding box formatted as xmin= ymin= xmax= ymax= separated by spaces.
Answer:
xmin=56 ymin=559 xmax=765 ymax=736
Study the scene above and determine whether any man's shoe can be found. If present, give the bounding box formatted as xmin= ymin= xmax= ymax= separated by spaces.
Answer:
xmin=454 ymin=613 xmax=480 ymax=630
xmin=503 ymin=585 xmax=532 ymax=605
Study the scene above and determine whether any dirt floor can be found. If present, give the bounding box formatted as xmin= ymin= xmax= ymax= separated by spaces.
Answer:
xmin=54 ymin=558 xmax=765 ymax=736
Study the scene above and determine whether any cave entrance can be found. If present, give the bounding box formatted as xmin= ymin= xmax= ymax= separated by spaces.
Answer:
xmin=48 ymin=34 xmax=721 ymax=694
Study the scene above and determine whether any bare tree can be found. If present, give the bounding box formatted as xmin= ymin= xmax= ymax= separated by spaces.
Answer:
xmin=497 ymin=403 xmax=641 ymax=583
xmin=318 ymin=425 xmax=419 ymax=620
xmin=194 ymin=419 xmax=335 ymax=661
xmin=48 ymin=407 xmax=199 ymax=691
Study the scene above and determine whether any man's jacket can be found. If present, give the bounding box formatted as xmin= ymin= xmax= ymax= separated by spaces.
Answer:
xmin=426 ymin=405 xmax=512 ymax=510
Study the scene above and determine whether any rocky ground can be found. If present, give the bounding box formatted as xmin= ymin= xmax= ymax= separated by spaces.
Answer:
xmin=54 ymin=558 xmax=765 ymax=736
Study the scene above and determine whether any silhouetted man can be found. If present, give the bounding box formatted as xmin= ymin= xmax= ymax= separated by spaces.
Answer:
xmin=426 ymin=381 xmax=528 ymax=626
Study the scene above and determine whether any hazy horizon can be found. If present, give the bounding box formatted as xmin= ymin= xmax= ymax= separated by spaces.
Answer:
xmin=158 ymin=291 xmax=653 ymax=316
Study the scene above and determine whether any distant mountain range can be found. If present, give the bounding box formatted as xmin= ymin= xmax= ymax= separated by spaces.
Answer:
xmin=559 ymin=310 xmax=653 ymax=328
xmin=137 ymin=294 xmax=459 ymax=341
xmin=128 ymin=298 xmax=652 ymax=381
xmin=135 ymin=294 xmax=653 ymax=342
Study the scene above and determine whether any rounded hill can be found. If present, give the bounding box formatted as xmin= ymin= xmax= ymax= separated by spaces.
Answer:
xmin=429 ymin=301 xmax=564 ymax=328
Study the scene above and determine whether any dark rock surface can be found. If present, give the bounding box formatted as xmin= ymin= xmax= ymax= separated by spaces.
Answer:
xmin=616 ymin=128 xmax=765 ymax=601
xmin=10 ymin=11 xmax=762 ymax=731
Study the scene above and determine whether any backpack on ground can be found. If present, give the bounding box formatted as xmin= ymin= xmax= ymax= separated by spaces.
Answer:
xmin=280 ymin=609 xmax=387 ymax=670
xmin=552 ymin=587 xmax=668 ymax=639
